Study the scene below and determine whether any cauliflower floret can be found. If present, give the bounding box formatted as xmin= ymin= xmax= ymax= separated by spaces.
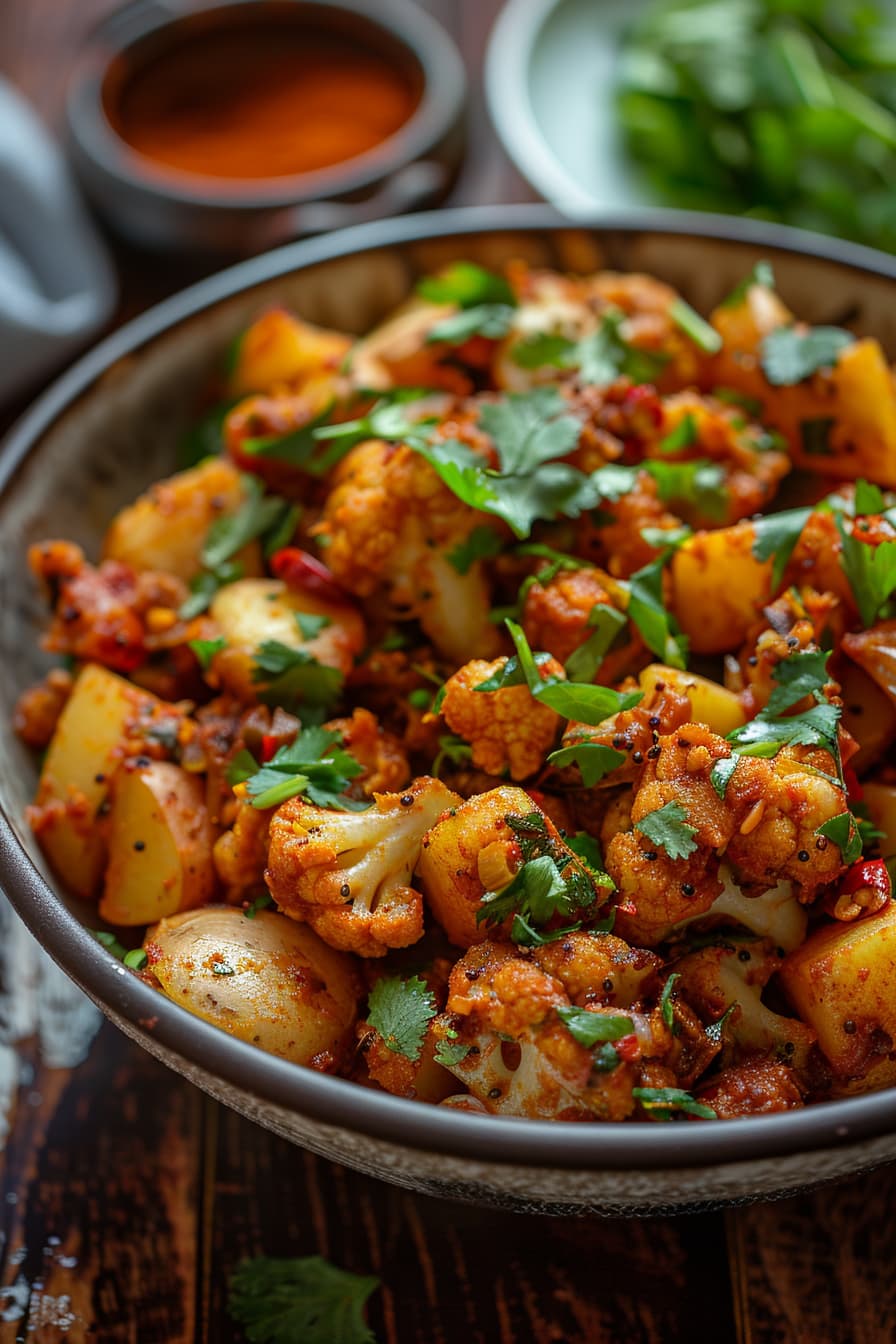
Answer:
xmin=324 ymin=707 xmax=410 ymax=797
xmin=432 ymin=939 xmax=653 ymax=1119
xmin=265 ymin=776 xmax=461 ymax=957
xmin=673 ymin=939 xmax=817 ymax=1073
xmin=554 ymin=674 xmax=693 ymax=791
xmin=606 ymin=722 xmax=849 ymax=945
xmin=439 ymin=656 xmax=564 ymax=781
xmin=521 ymin=566 xmax=636 ymax=681
xmin=417 ymin=786 xmax=611 ymax=948
xmin=691 ymin=870 xmax=808 ymax=953
xmin=313 ymin=438 xmax=500 ymax=663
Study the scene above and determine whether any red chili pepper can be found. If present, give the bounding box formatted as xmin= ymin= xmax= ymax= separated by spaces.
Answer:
xmin=260 ymin=734 xmax=279 ymax=763
xmin=615 ymin=1034 xmax=641 ymax=1063
xmin=841 ymin=858 xmax=891 ymax=901
xmin=270 ymin=547 xmax=350 ymax=605
xmin=844 ymin=766 xmax=864 ymax=804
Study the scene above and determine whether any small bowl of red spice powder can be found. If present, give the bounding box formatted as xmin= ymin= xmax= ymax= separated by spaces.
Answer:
xmin=67 ymin=0 xmax=466 ymax=253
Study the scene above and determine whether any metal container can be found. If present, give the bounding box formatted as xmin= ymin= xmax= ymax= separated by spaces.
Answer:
xmin=66 ymin=0 xmax=467 ymax=253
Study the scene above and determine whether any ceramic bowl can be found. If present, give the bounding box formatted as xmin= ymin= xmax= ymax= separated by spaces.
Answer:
xmin=3 ymin=207 xmax=896 ymax=1216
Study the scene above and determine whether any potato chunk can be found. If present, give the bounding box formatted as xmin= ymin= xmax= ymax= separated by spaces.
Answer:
xmin=99 ymin=761 xmax=215 ymax=925
xmin=229 ymin=309 xmax=351 ymax=396
xmin=145 ymin=906 xmax=359 ymax=1066
xmin=209 ymin=577 xmax=364 ymax=701
xmin=103 ymin=458 xmax=261 ymax=581
xmin=30 ymin=664 xmax=160 ymax=898
xmin=779 ymin=903 xmax=896 ymax=1080
xmin=671 ymin=523 xmax=772 ymax=654
xmin=637 ymin=664 xmax=746 ymax=736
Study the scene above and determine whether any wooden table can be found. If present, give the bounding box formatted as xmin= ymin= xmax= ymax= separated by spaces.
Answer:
xmin=2 ymin=3 xmax=896 ymax=1340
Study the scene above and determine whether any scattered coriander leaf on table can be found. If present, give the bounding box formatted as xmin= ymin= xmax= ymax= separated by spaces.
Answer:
xmin=228 ymin=1255 xmax=379 ymax=1344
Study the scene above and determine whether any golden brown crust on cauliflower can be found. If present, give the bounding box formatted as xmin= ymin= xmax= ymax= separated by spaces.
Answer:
xmin=439 ymin=656 xmax=564 ymax=781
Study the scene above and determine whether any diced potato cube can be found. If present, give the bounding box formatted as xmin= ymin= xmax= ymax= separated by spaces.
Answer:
xmin=638 ymin=664 xmax=746 ymax=736
xmin=779 ymin=903 xmax=896 ymax=1078
xmin=230 ymin=309 xmax=351 ymax=396
xmin=99 ymin=761 xmax=215 ymax=926
xmin=863 ymin=783 xmax=896 ymax=859
xmin=32 ymin=664 xmax=160 ymax=898
xmin=670 ymin=523 xmax=772 ymax=654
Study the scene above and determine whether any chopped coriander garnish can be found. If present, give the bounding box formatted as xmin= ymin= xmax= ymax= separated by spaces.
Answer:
xmin=760 ymin=326 xmax=853 ymax=386
xmin=431 ymin=734 xmax=473 ymax=776
xmin=765 ymin=648 xmax=831 ymax=716
xmin=816 ymin=812 xmax=863 ymax=865
xmin=366 ymin=975 xmax=436 ymax=1062
xmin=720 ymin=261 xmax=775 ymax=308
xmin=123 ymin=948 xmax=148 ymax=971
xmin=244 ymin=892 xmax=275 ymax=919
xmin=417 ymin=261 xmax=515 ymax=308
xmin=188 ymin=636 xmax=227 ymax=669
xmin=202 ymin=475 xmax=297 ymax=570
xmin=657 ymin=412 xmax=698 ymax=454
xmin=659 ymin=972 xmax=680 ymax=1033
xmin=636 ymin=801 xmax=699 ymax=861
xmin=446 ymin=525 xmax=503 ymax=575
xmin=645 ymin=458 xmax=728 ymax=522
xmin=295 ymin=612 xmax=331 ymax=640
xmin=251 ymin=641 xmax=343 ymax=712
xmin=835 ymin=516 xmax=896 ymax=627
xmin=546 ymin=742 xmax=627 ymax=787
xmin=751 ymin=506 xmax=814 ymax=592
xmin=727 ymin=701 xmax=841 ymax=760
xmin=241 ymin=726 xmax=367 ymax=812
xmin=503 ymin=619 xmax=643 ymax=724
xmin=563 ymin=603 xmax=628 ymax=682
xmin=557 ymin=1006 xmax=634 ymax=1047
xmin=433 ymin=1038 xmax=472 ymax=1068
xmin=228 ymin=1255 xmax=379 ymax=1344
xmin=624 ymin=555 xmax=689 ymax=670
xmin=92 ymin=929 xmax=129 ymax=960
xmin=668 ymin=297 xmax=722 ymax=354
xmin=427 ymin=304 xmax=516 ymax=344
xmin=855 ymin=479 xmax=886 ymax=517
xmin=632 ymin=1086 xmax=716 ymax=1120
xmin=212 ymin=962 xmax=236 ymax=976
xmin=478 ymin=816 xmax=612 ymax=933
xmin=179 ymin=559 xmax=244 ymax=620
xmin=709 ymin=755 xmax=739 ymax=800
xmin=510 ymin=309 xmax=669 ymax=386
xmin=408 ymin=688 xmax=432 ymax=711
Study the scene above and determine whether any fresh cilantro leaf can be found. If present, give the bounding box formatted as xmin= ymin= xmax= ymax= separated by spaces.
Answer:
xmin=625 ymin=556 xmax=689 ymax=670
xmin=478 ymin=813 xmax=613 ymax=933
xmin=240 ymin=402 xmax=336 ymax=474
xmin=446 ymin=525 xmax=503 ymax=575
xmin=712 ymin=387 xmax=763 ymax=415
xmin=202 ymin=476 xmax=296 ymax=570
xmin=251 ymin=641 xmax=343 ymax=712
xmin=244 ymin=892 xmax=274 ymax=919
xmin=503 ymin=619 xmax=642 ymax=723
xmin=366 ymin=975 xmax=436 ymax=1061
xmin=659 ymin=973 xmax=680 ymax=1032
xmin=636 ymin=800 xmax=699 ymax=860
xmin=473 ymin=650 xmax=553 ymax=691
xmin=817 ymin=812 xmax=863 ymax=864
xmin=641 ymin=524 xmax=693 ymax=552
xmin=381 ymin=631 xmax=412 ymax=652
xmin=417 ymin=261 xmax=515 ymax=308
xmin=427 ymin=304 xmax=515 ymax=344
xmin=760 ymin=326 xmax=853 ymax=386
xmin=591 ymin=462 xmax=640 ymax=502
xmin=92 ymin=929 xmax=129 ymax=960
xmin=593 ymin=1043 xmax=622 ymax=1071
xmin=720 ymin=261 xmax=775 ymax=308
xmin=227 ymin=748 xmax=259 ymax=786
xmin=726 ymin=702 xmax=841 ymax=759
xmin=645 ymin=458 xmax=728 ymax=522
xmin=566 ymin=832 xmax=605 ymax=872
xmin=479 ymin=387 xmax=581 ymax=474
xmin=431 ymin=734 xmax=473 ymax=776
xmin=657 ymin=413 xmax=698 ymax=454
xmin=189 ymin=636 xmax=226 ymax=669
xmin=799 ymin=416 xmax=835 ymax=457
xmin=563 ymin=604 xmax=628 ymax=682
xmin=556 ymin=1006 xmax=634 ymax=1047
xmin=836 ymin=517 xmax=896 ymax=627
xmin=295 ymin=612 xmax=331 ymax=640
xmin=547 ymin=743 xmax=627 ymax=787
xmin=228 ymin=1255 xmax=379 ymax=1344
xmin=765 ymin=648 xmax=831 ymax=716
xmin=510 ymin=915 xmax=584 ymax=946
xmin=510 ymin=332 xmax=578 ymax=369
xmin=311 ymin=394 xmax=436 ymax=462
xmin=855 ymin=479 xmax=886 ymax=516
xmin=668 ymin=297 xmax=722 ymax=353
xmin=242 ymin=725 xmax=366 ymax=811
xmin=433 ymin=1039 xmax=471 ymax=1067
xmin=179 ymin=559 xmax=244 ymax=620
xmin=752 ymin=506 xmax=813 ymax=592
xmin=709 ymin=755 xmax=739 ymax=800
xmin=177 ymin=397 xmax=240 ymax=468
xmin=632 ymin=1087 xmax=717 ymax=1119
xmin=407 ymin=688 xmax=432 ymax=710
xmin=123 ymin=948 xmax=148 ymax=970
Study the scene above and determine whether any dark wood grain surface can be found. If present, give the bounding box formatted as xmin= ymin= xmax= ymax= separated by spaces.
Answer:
xmin=2 ymin=3 xmax=896 ymax=1341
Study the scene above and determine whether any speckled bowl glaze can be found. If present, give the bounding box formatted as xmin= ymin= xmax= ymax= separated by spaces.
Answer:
xmin=3 ymin=207 xmax=896 ymax=1216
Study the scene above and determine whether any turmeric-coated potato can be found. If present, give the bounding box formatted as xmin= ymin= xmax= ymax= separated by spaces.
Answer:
xmin=637 ymin=664 xmax=746 ymax=737
xmin=229 ymin=309 xmax=352 ymax=396
xmin=779 ymin=902 xmax=896 ymax=1081
xmin=103 ymin=458 xmax=262 ymax=582
xmin=31 ymin=664 xmax=161 ymax=899
xmin=145 ymin=906 xmax=360 ymax=1066
xmin=670 ymin=523 xmax=772 ymax=654
xmin=99 ymin=761 xmax=215 ymax=926
xmin=208 ymin=577 xmax=365 ymax=701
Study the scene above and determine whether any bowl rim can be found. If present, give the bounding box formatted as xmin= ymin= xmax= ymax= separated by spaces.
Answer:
xmin=4 ymin=202 xmax=896 ymax=1172
xmin=66 ymin=0 xmax=466 ymax=210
